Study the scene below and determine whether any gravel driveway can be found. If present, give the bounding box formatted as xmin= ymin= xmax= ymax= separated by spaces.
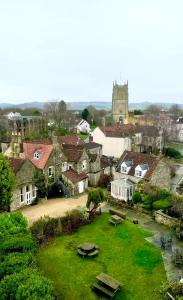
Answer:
xmin=21 ymin=194 xmax=88 ymax=226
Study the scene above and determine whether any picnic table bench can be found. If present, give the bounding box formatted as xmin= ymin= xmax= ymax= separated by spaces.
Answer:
xmin=109 ymin=214 xmax=123 ymax=226
xmin=77 ymin=243 xmax=99 ymax=257
xmin=92 ymin=272 xmax=121 ymax=298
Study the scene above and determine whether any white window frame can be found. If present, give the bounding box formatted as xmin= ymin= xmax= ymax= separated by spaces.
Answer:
xmin=135 ymin=170 xmax=142 ymax=178
xmin=34 ymin=151 xmax=40 ymax=160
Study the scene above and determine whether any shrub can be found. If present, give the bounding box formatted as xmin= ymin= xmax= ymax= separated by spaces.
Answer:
xmin=86 ymin=188 xmax=105 ymax=213
xmin=132 ymin=191 xmax=142 ymax=203
xmin=60 ymin=209 xmax=86 ymax=234
xmin=164 ymin=147 xmax=182 ymax=159
xmin=0 ymin=252 xmax=35 ymax=279
xmin=98 ymin=174 xmax=111 ymax=188
xmin=31 ymin=217 xmax=61 ymax=244
xmin=0 ymin=212 xmax=28 ymax=238
xmin=152 ymin=200 xmax=171 ymax=211
xmin=0 ymin=268 xmax=54 ymax=300
xmin=0 ymin=234 xmax=36 ymax=254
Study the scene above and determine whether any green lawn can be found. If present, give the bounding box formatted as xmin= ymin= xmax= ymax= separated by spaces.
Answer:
xmin=167 ymin=143 xmax=183 ymax=154
xmin=37 ymin=213 xmax=166 ymax=300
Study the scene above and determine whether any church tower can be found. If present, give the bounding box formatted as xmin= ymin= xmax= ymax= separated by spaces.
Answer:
xmin=112 ymin=81 xmax=128 ymax=123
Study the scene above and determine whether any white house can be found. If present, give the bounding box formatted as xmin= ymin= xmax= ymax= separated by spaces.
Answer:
xmin=7 ymin=112 xmax=21 ymax=120
xmin=76 ymin=119 xmax=91 ymax=134
xmin=91 ymin=125 xmax=140 ymax=158
xmin=111 ymin=178 xmax=136 ymax=201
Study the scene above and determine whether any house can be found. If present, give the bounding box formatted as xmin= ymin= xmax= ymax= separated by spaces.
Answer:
xmin=114 ymin=151 xmax=171 ymax=190
xmin=8 ymin=157 xmax=37 ymax=211
xmin=111 ymin=178 xmax=136 ymax=201
xmin=62 ymin=169 xmax=88 ymax=195
xmin=91 ymin=124 xmax=139 ymax=158
xmin=76 ymin=119 xmax=91 ymax=134
xmin=61 ymin=144 xmax=89 ymax=193
xmin=92 ymin=124 xmax=163 ymax=158
xmin=20 ymin=139 xmax=63 ymax=182
xmin=88 ymin=153 xmax=101 ymax=186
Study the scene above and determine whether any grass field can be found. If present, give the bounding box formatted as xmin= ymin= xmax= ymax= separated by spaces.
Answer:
xmin=37 ymin=213 xmax=166 ymax=300
xmin=167 ymin=143 xmax=183 ymax=154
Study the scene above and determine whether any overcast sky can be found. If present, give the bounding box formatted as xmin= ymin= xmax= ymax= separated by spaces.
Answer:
xmin=0 ymin=0 xmax=183 ymax=103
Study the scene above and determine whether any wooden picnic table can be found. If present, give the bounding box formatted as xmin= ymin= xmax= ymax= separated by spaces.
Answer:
xmin=109 ymin=214 xmax=123 ymax=226
xmin=77 ymin=243 xmax=99 ymax=257
xmin=96 ymin=273 xmax=121 ymax=291
xmin=92 ymin=272 xmax=121 ymax=298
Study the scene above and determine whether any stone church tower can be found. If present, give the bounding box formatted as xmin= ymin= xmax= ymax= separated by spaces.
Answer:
xmin=112 ymin=81 xmax=128 ymax=123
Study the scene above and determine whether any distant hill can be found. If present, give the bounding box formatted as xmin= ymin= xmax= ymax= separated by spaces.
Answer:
xmin=0 ymin=101 xmax=182 ymax=111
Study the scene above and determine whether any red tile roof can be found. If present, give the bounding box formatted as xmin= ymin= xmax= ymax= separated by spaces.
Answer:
xmin=101 ymin=155 xmax=112 ymax=169
xmin=118 ymin=151 xmax=160 ymax=180
xmin=62 ymin=144 xmax=85 ymax=162
xmin=58 ymin=135 xmax=84 ymax=146
xmin=21 ymin=142 xmax=53 ymax=169
xmin=7 ymin=157 xmax=25 ymax=174
xmin=62 ymin=169 xmax=88 ymax=184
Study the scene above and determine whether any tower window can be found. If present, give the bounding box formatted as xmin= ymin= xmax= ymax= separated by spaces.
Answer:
xmin=34 ymin=151 xmax=40 ymax=160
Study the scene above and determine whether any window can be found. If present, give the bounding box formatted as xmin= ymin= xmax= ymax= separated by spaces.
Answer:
xmin=20 ymin=187 xmax=24 ymax=202
xmin=34 ymin=151 xmax=40 ymax=160
xmin=48 ymin=166 xmax=53 ymax=177
xmin=82 ymin=160 xmax=86 ymax=170
xmin=121 ymin=166 xmax=127 ymax=173
xmin=135 ymin=170 xmax=142 ymax=178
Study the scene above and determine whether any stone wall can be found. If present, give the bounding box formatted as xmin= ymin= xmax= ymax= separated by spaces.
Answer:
xmin=154 ymin=210 xmax=180 ymax=228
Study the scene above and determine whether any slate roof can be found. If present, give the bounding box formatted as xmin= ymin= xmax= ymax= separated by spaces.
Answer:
xmin=85 ymin=142 xmax=102 ymax=150
xmin=58 ymin=135 xmax=84 ymax=146
xmin=21 ymin=142 xmax=53 ymax=169
xmin=8 ymin=157 xmax=25 ymax=174
xmin=62 ymin=144 xmax=85 ymax=162
xmin=62 ymin=169 xmax=88 ymax=184
xmin=118 ymin=151 xmax=160 ymax=180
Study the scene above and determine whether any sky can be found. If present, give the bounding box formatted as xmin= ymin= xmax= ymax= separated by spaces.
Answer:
xmin=0 ymin=0 xmax=183 ymax=104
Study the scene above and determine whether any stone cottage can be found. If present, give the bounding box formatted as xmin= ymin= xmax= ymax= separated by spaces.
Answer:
xmin=8 ymin=157 xmax=37 ymax=211
xmin=114 ymin=151 xmax=171 ymax=190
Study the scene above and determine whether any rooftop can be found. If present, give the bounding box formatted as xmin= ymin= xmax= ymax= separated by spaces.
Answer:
xmin=62 ymin=169 xmax=88 ymax=184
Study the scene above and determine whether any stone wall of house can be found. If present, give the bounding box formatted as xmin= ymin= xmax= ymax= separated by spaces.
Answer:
xmin=11 ymin=159 xmax=36 ymax=211
xmin=154 ymin=210 xmax=180 ymax=228
xmin=88 ymin=171 xmax=101 ymax=187
xmin=90 ymin=156 xmax=101 ymax=173
xmin=76 ymin=151 xmax=90 ymax=174
xmin=150 ymin=161 xmax=171 ymax=190
xmin=44 ymin=149 xmax=62 ymax=181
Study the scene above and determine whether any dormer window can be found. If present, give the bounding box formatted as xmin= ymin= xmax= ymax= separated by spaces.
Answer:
xmin=121 ymin=160 xmax=132 ymax=174
xmin=34 ymin=151 xmax=40 ymax=160
xmin=135 ymin=164 xmax=149 ymax=178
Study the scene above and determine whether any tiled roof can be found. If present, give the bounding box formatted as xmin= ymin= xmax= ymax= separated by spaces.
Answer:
xmin=21 ymin=142 xmax=53 ymax=169
xmin=100 ymin=124 xmax=138 ymax=137
xmin=62 ymin=169 xmax=88 ymax=184
xmin=25 ymin=139 xmax=52 ymax=145
xmin=118 ymin=151 xmax=160 ymax=180
xmin=7 ymin=157 xmax=25 ymax=174
xmin=101 ymin=155 xmax=112 ymax=169
xmin=85 ymin=142 xmax=102 ymax=150
xmin=100 ymin=124 xmax=159 ymax=138
xmin=58 ymin=135 xmax=84 ymax=146
xmin=62 ymin=144 xmax=85 ymax=162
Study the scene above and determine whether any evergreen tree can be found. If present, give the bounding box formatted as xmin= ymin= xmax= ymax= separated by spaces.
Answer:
xmin=0 ymin=153 xmax=15 ymax=211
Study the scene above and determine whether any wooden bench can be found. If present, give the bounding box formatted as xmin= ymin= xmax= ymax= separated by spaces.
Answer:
xmin=92 ymin=283 xmax=114 ymax=298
